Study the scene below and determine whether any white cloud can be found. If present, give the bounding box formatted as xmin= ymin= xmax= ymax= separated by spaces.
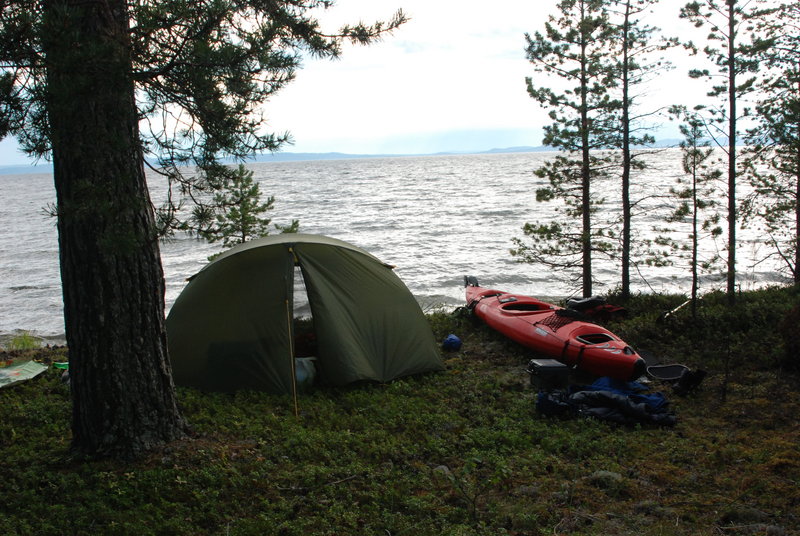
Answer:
xmin=265 ymin=0 xmax=557 ymax=153
xmin=0 ymin=0 xmax=725 ymax=161
xmin=265 ymin=0 xmax=714 ymax=154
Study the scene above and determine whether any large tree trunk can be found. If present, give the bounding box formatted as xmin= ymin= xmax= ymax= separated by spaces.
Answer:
xmin=42 ymin=0 xmax=186 ymax=459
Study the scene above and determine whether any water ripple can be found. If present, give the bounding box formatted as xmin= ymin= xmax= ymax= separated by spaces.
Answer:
xmin=0 ymin=150 xmax=788 ymax=339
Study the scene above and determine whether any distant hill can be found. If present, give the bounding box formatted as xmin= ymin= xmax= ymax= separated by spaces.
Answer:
xmin=248 ymin=146 xmax=563 ymax=162
xmin=1 ymin=148 xmax=550 ymax=174
xmin=0 ymin=141 xmax=692 ymax=175
xmin=483 ymin=146 xmax=554 ymax=154
xmin=249 ymin=151 xmax=392 ymax=162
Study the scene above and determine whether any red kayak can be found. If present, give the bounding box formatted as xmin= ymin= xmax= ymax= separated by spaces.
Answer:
xmin=465 ymin=277 xmax=646 ymax=381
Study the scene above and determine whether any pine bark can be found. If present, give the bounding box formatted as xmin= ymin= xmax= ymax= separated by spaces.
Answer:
xmin=42 ymin=0 xmax=186 ymax=458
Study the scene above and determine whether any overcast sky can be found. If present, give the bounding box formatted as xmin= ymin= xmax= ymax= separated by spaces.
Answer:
xmin=0 ymin=0 xmax=706 ymax=166
xmin=265 ymin=0 xmax=560 ymax=155
xmin=265 ymin=0 xmax=705 ymax=155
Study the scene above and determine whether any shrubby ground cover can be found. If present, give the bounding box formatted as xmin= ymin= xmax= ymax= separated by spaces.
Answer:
xmin=1 ymin=287 xmax=798 ymax=535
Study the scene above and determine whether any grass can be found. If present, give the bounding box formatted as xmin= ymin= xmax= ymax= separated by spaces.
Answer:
xmin=3 ymin=331 xmax=43 ymax=351
xmin=1 ymin=286 xmax=799 ymax=535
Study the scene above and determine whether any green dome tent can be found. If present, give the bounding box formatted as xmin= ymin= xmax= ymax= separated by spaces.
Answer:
xmin=166 ymin=234 xmax=443 ymax=394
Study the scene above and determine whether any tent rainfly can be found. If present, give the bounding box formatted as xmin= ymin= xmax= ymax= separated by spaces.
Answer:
xmin=166 ymin=234 xmax=443 ymax=394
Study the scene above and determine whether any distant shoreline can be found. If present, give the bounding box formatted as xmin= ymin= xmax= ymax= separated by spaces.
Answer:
xmin=0 ymin=146 xmax=555 ymax=176
xmin=0 ymin=142 xmax=689 ymax=176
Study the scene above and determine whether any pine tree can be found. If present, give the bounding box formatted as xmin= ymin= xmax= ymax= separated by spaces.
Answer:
xmin=659 ymin=107 xmax=724 ymax=316
xmin=680 ymin=0 xmax=767 ymax=304
xmin=0 ymin=0 xmax=404 ymax=459
xmin=608 ymin=0 xmax=677 ymax=299
xmin=741 ymin=1 xmax=800 ymax=284
xmin=190 ymin=164 xmax=299 ymax=250
xmin=512 ymin=0 xmax=621 ymax=297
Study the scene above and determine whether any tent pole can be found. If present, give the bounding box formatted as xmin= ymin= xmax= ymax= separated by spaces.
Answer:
xmin=287 ymin=298 xmax=299 ymax=418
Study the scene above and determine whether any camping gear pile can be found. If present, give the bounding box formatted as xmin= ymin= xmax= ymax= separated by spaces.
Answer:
xmin=524 ymin=357 xmax=680 ymax=427
xmin=534 ymin=376 xmax=678 ymax=427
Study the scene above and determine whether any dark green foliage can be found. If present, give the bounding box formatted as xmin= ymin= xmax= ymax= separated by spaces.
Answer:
xmin=780 ymin=305 xmax=800 ymax=372
xmin=779 ymin=304 xmax=800 ymax=372
xmin=515 ymin=0 xmax=797 ymax=302
xmin=183 ymin=164 xmax=299 ymax=249
xmin=609 ymin=286 xmax=799 ymax=373
xmin=680 ymin=1 xmax=765 ymax=97
xmin=132 ymin=0 xmax=405 ymax=234
xmin=516 ymin=1 xmax=680 ymax=299
xmin=606 ymin=0 xmax=678 ymax=300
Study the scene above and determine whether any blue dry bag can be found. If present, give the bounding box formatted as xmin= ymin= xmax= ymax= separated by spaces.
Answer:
xmin=442 ymin=334 xmax=462 ymax=352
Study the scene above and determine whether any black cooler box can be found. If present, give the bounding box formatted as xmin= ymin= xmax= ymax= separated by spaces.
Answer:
xmin=526 ymin=358 xmax=569 ymax=391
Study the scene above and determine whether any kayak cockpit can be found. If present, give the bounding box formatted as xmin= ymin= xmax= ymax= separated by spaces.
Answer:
xmin=575 ymin=333 xmax=637 ymax=355
xmin=502 ymin=302 xmax=545 ymax=311
xmin=575 ymin=333 xmax=615 ymax=345
xmin=498 ymin=295 xmax=554 ymax=314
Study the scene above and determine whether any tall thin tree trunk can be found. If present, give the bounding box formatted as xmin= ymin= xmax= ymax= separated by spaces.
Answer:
xmin=726 ymin=0 xmax=737 ymax=305
xmin=42 ymin=0 xmax=186 ymax=459
xmin=691 ymin=150 xmax=699 ymax=318
xmin=795 ymin=143 xmax=800 ymax=284
xmin=621 ymin=0 xmax=632 ymax=300
xmin=580 ymin=0 xmax=593 ymax=298
xmin=795 ymin=74 xmax=800 ymax=285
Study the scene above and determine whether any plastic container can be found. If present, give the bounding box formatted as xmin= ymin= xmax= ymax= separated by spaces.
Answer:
xmin=526 ymin=358 xmax=569 ymax=391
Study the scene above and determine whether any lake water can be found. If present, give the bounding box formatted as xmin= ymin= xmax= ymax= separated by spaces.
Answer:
xmin=0 ymin=150 xmax=788 ymax=343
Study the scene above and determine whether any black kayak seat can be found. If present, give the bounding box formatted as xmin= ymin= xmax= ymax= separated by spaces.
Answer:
xmin=566 ymin=296 xmax=607 ymax=311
